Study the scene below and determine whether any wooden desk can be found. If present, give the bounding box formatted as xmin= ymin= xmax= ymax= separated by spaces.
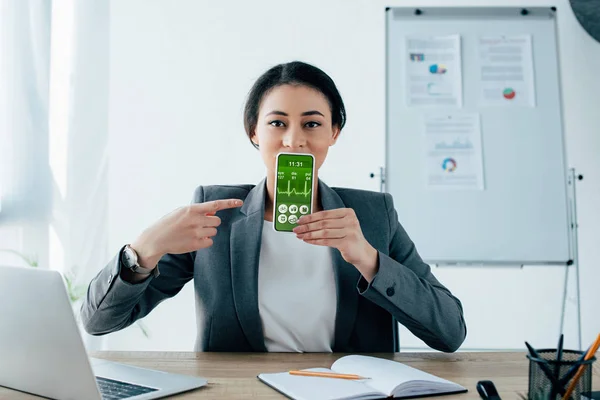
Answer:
xmin=1 ymin=351 xmax=597 ymax=399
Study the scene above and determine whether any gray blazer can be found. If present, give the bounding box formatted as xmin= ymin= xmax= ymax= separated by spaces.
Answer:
xmin=81 ymin=179 xmax=466 ymax=352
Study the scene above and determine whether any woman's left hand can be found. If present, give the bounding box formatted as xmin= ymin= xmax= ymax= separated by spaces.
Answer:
xmin=293 ymin=208 xmax=379 ymax=281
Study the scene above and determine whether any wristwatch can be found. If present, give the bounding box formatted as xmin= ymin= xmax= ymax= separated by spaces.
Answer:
xmin=121 ymin=244 xmax=160 ymax=277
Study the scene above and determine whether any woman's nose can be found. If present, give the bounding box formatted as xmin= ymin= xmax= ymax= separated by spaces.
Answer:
xmin=282 ymin=128 xmax=306 ymax=149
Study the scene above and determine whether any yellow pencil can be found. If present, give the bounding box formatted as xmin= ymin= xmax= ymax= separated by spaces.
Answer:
xmin=562 ymin=333 xmax=600 ymax=400
xmin=288 ymin=370 xmax=369 ymax=380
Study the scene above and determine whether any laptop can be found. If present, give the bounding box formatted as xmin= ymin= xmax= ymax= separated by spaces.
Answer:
xmin=0 ymin=265 xmax=207 ymax=399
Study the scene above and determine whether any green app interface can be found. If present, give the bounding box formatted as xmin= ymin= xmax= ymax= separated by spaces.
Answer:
xmin=274 ymin=153 xmax=314 ymax=232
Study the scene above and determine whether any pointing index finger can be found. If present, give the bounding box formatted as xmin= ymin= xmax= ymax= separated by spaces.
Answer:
xmin=192 ymin=199 xmax=243 ymax=214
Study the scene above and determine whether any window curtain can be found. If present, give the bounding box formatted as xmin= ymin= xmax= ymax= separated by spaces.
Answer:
xmin=63 ymin=0 xmax=110 ymax=350
xmin=0 ymin=0 xmax=52 ymax=268
xmin=0 ymin=0 xmax=110 ymax=350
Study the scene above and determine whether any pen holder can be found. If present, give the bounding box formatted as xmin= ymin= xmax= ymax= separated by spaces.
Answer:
xmin=527 ymin=349 xmax=596 ymax=400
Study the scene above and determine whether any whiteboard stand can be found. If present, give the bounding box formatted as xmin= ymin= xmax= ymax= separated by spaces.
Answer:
xmin=383 ymin=6 xmax=576 ymax=350
xmin=369 ymin=167 xmax=386 ymax=193
xmin=560 ymin=168 xmax=583 ymax=350
xmin=373 ymin=166 xmax=583 ymax=351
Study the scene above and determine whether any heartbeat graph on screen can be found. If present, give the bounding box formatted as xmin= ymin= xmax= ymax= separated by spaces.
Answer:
xmin=277 ymin=181 xmax=312 ymax=197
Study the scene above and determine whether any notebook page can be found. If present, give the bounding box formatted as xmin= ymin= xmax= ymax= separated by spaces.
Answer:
xmin=331 ymin=355 xmax=463 ymax=396
xmin=258 ymin=368 xmax=383 ymax=400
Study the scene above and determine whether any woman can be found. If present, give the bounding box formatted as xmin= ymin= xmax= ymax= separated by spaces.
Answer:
xmin=81 ymin=61 xmax=466 ymax=353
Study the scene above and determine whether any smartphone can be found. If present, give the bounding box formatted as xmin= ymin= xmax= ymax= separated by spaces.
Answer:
xmin=273 ymin=152 xmax=315 ymax=232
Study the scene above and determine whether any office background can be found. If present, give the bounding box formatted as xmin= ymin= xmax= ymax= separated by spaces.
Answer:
xmin=0 ymin=0 xmax=598 ymax=352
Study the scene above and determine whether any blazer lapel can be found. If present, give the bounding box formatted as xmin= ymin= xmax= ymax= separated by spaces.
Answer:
xmin=318 ymin=180 xmax=360 ymax=352
xmin=230 ymin=178 xmax=267 ymax=352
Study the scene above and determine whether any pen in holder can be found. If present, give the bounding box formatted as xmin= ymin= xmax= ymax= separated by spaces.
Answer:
xmin=527 ymin=348 xmax=596 ymax=400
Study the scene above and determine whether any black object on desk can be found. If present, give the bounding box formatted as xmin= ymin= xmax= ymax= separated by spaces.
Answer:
xmin=476 ymin=380 xmax=501 ymax=400
xmin=525 ymin=341 xmax=567 ymax=397
xmin=550 ymin=334 xmax=564 ymax=398
xmin=526 ymin=347 xmax=595 ymax=399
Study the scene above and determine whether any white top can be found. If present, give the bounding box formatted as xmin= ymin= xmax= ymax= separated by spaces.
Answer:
xmin=257 ymin=220 xmax=337 ymax=352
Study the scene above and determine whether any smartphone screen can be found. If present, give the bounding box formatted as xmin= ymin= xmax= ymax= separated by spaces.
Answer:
xmin=273 ymin=153 xmax=315 ymax=232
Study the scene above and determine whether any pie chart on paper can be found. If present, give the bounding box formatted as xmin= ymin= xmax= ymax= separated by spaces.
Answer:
xmin=429 ymin=64 xmax=447 ymax=74
xmin=503 ymin=88 xmax=516 ymax=100
xmin=442 ymin=158 xmax=457 ymax=172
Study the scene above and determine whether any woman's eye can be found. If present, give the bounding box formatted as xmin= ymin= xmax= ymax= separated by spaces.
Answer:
xmin=269 ymin=120 xmax=285 ymax=127
xmin=305 ymin=121 xmax=321 ymax=128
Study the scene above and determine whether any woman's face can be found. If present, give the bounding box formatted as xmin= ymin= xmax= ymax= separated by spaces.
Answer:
xmin=251 ymin=84 xmax=340 ymax=174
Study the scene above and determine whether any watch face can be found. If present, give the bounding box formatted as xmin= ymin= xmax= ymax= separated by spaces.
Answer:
xmin=122 ymin=246 xmax=137 ymax=267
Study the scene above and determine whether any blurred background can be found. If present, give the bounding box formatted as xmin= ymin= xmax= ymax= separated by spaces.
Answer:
xmin=1 ymin=0 xmax=599 ymax=353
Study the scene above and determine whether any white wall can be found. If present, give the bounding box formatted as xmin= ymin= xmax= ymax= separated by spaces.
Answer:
xmin=106 ymin=0 xmax=600 ymax=351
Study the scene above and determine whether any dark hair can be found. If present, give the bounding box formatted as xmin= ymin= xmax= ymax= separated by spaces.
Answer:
xmin=243 ymin=61 xmax=346 ymax=149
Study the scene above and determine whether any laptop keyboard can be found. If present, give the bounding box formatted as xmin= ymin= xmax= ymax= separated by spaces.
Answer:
xmin=96 ymin=376 xmax=158 ymax=399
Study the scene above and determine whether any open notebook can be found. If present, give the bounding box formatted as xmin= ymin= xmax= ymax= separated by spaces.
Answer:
xmin=258 ymin=355 xmax=467 ymax=400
